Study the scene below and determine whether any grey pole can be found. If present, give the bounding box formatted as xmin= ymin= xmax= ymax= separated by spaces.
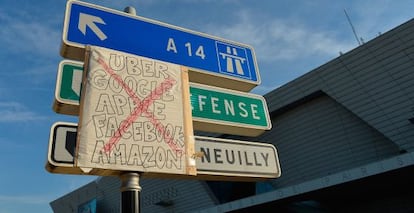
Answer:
xmin=124 ymin=6 xmax=137 ymax=16
xmin=119 ymin=6 xmax=141 ymax=213
xmin=120 ymin=172 xmax=141 ymax=213
xmin=119 ymin=7 xmax=140 ymax=213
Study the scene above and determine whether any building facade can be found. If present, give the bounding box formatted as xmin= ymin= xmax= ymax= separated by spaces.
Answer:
xmin=51 ymin=17 xmax=414 ymax=212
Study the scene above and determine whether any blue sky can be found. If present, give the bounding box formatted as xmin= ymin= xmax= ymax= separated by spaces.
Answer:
xmin=0 ymin=0 xmax=413 ymax=212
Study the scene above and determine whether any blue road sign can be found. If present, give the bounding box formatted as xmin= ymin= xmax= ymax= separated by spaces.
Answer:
xmin=61 ymin=0 xmax=260 ymax=91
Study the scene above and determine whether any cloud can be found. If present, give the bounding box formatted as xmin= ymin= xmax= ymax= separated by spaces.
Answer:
xmin=138 ymin=0 xmax=237 ymax=4
xmin=0 ymin=102 xmax=47 ymax=122
xmin=0 ymin=195 xmax=50 ymax=205
xmin=22 ymin=63 xmax=59 ymax=84
xmin=251 ymin=84 xmax=281 ymax=95
xmin=339 ymin=0 xmax=414 ymax=44
xmin=0 ymin=10 xmax=60 ymax=58
xmin=205 ymin=10 xmax=355 ymax=62
xmin=0 ymin=137 xmax=26 ymax=151
xmin=66 ymin=176 xmax=96 ymax=191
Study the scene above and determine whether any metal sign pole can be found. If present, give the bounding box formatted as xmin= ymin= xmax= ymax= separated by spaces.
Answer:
xmin=120 ymin=172 xmax=141 ymax=213
xmin=119 ymin=6 xmax=141 ymax=213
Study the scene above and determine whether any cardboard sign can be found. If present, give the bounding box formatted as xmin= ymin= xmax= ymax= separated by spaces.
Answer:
xmin=76 ymin=46 xmax=196 ymax=176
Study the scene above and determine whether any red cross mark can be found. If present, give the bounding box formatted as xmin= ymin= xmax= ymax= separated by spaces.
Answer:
xmin=95 ymin=57 xmax=184 ymax=155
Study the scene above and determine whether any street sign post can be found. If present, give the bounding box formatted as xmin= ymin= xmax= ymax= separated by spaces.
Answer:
xmin=48 ymin=2 xmax=278 ymax=211
xmin=53 ymin=60 xmax=271 ymax=136
xmin=61 ymin=0 xmax=260 ymax=91
xmin=46 ymin=122 xmax=280 ymax=180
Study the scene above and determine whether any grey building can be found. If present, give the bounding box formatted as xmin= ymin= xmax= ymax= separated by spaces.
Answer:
xmin=50 ymin=17 xmax=414 ymax=212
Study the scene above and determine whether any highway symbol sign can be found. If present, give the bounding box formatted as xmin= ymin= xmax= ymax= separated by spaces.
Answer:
xmin=53 ymin=60 xmax=271 ymax=136
xmin=61 ymin=0 xmax=260 ymax=91
xmin=46 ymin=122 xmax=280 ymax=180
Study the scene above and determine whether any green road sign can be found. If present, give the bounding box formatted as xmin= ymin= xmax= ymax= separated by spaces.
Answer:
xmin=53 ymin=60 xmax=83 ymax=115
xmin=60 ymin=63 xmax=82 ymax=101
xmin=190 ymin=83 xmax=271 ymax=136
xmin=53 ymin=60 xmax=271 ymax=136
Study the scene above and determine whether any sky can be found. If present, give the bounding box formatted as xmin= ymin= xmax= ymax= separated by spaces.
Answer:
xmin=0 ymin=0 xmax=413 ymax=212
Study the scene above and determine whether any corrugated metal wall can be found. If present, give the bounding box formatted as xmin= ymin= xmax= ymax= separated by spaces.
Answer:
xmin=139 ymin=178 xmax=217 ymax=212
xmin=95 ymin=177 xmax=120 ymax=212
xmin=260 ymin=94 xmax=399 ymax=187
xmin=51 ymin=176 xmax=217 ymax=213
xmin=50 ymin=181 xmax=98 ymax=213
xmin=261 ymin=18 xmax=414 ymax=189
xmin=265 ymin=19 xmax=414 ymax=152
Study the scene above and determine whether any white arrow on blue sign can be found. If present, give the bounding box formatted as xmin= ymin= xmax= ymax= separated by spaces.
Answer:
xmin=61 ymin=0 xmax=260 ymax=91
